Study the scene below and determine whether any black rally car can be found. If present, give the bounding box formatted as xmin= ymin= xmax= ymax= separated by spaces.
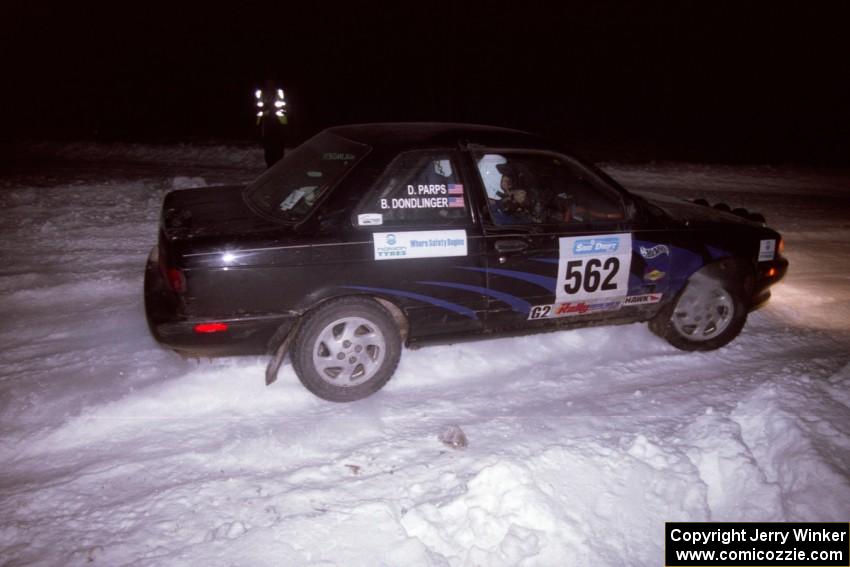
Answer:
xmin=145 ymin=123 xmax=788 ymax=401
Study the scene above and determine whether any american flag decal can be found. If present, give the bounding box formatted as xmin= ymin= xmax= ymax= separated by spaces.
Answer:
xmin=448 ymin=184 xmax=464 ymax=195
xmin=448 ymin=196 xmax=465 ymax=208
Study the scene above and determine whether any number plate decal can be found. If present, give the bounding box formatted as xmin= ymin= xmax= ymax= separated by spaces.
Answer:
xmin=555 ymin=234 xmax=632 ymax=304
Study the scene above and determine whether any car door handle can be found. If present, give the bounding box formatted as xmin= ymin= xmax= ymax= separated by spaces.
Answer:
xmin=495 ymin=239 xmax=528 ymax=253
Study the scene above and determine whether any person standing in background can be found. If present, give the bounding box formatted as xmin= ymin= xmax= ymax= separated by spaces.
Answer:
xmin=255 ymin=79 xmax=288 ymax=167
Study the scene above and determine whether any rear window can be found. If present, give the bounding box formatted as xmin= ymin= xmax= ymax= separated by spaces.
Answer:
xmin=244 ymin=132 xmax=369 ymax=221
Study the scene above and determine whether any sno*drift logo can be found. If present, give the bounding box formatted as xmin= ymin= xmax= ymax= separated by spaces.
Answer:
xmin=573 ymin=237 xmax=619 ymax=255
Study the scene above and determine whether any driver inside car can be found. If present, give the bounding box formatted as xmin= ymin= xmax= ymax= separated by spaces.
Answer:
xmin=490 ymin=162 xmax=543 ymax=224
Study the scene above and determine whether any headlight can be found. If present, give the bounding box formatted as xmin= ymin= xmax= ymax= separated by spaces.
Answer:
xmin=274 ymin=100 xmax=284 ymax=108
xmin=255 ymin=89 xmax=262 ymax=99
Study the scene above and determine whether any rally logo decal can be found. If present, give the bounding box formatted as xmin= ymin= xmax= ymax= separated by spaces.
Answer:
xmin=528 ymin=300 xmax=623 ymax=320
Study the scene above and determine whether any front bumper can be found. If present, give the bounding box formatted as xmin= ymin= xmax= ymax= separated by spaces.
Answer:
xmin=751 ymin=254 xmax=789 ymax=308
xmin=144 ymin=247 xmax=295 ymax=356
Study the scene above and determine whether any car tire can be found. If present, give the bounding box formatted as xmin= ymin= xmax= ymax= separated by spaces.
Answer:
xmin=291 ymin=297 xmax=402 ymax=402
xmin=649 ymin=270 xmax=748 ymax=351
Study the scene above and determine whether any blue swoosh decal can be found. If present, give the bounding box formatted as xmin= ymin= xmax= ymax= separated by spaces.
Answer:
xmin=342 ymin=286 xmax=478 ymax=319
xmin=418 ymin=281 xmax=531 ymax=314
xmin=530 ymin=257 xmax=560 ymax=265
xmin=459 ymin=267 xmax=557 ymax=293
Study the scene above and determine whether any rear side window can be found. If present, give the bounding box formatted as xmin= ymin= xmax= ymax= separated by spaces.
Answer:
xmin=244 ymin=131 xmax=369 ymax=222
xmin=356 ymin=150 xmax=469 ymax=227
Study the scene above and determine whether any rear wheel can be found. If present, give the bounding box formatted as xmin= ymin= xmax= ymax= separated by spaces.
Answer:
xmin=291 ymin=297 xmax=401 ymax=402
xmin=650 ymin=271 xmax=748 ymax=351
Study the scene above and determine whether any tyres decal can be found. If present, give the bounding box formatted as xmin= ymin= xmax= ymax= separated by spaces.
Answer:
xmin=418 ymin=281 xmax=531 ymax=314
xmin=342 ymin=285 xmax=478 ymax=319
xmin=373 ymin=230 xmax=467 ymax=260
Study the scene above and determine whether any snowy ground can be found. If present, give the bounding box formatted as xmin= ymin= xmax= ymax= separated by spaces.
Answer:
xmin=1 ymin=143 xmax=849 ymax=566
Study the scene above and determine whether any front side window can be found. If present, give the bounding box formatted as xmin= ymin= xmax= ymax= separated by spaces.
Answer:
xmin=244 ymin=132 xmax=369 ymax=221
xmin=357 ymin=150 xmax=468 ymax=226
xmin=474 ymin=151 xmax=626 ymax=226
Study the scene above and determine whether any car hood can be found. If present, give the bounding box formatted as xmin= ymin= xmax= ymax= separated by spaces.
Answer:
xmin=634 ymin=190 xmax=760 ymax=227
xmin=161 ymin=184 xmax=277 ymax=240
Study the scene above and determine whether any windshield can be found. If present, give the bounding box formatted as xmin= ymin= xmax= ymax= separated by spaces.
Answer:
xmin=244 ymin=132 xmax=370 ymax=222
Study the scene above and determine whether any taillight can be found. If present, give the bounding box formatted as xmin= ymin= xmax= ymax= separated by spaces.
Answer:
xmin=167 ymin=268 xmax=186 ymax=294
xmin=194 ymin=322 xmax=228 ymax=334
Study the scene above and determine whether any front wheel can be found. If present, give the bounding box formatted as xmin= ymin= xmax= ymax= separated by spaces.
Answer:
xmin=291 ymin=297 xmax=401 ymax=402
xmin=649 ymin=271 xmax=748 ymax=351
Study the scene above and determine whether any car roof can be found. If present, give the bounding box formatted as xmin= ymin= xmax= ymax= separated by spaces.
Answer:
xmin=324 ymin=122 xmax=549 ymax=151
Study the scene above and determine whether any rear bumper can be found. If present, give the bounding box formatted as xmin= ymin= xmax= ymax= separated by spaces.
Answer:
xmin=144 ymin=247 xmax=296 ymax=356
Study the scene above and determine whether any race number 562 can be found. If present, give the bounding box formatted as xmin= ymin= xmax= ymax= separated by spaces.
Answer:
xmin=556 ymin=234 xmax=632 ymax=303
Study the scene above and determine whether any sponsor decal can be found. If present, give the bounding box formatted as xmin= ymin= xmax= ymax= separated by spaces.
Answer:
xmin=572 ymin=237 xmax=621 ymax=255
xmin=556 ymin=302 xmax=589 ymax=315
xmin=557 ymin=233 xmax=631 ymax=305
xmin=639 ymin=244 xmax=670 ymax=259
xmin=373 ymin=230 xmax=467 ymax=260
xmin=322 ymin=152 xmax=355 ymax=161
xmin=644 ymin=269 xmax=666 ymax=282
xmin=623 ymin=293 xmax=663 ymax=306
xmin=357 ymin=213 xmax=383 ymax=226
xmin=528 ymin=300 xmax=623 ymax=320
xmin=759 ymin=239 xmax=777 ymax=262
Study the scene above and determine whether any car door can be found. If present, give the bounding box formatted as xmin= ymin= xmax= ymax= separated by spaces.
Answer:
xmin=351 ymin=149 xmax=489 ymax=340
xmin=466 ymin=149 xmax=671 ymax=331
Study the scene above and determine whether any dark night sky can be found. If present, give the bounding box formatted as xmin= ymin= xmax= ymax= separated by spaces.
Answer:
xmin=4 ymin=2 xmax=848 ymax=163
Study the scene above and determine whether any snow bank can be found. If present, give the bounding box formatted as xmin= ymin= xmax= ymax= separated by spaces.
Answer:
xmin=18 ymin=140 xmax=265 ymax=168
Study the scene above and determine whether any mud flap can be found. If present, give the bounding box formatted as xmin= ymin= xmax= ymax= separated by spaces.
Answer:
xmin=265 ymin=320 xmax=300 ymax=386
